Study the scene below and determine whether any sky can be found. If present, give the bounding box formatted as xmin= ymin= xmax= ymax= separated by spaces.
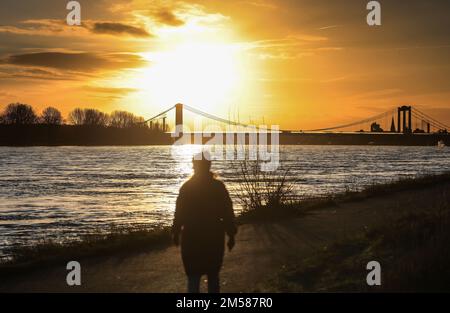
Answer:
xmin=0 ymin=0 xmax=449 ymax=130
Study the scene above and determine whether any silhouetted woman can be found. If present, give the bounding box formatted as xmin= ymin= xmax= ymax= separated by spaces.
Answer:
xmin=172 ymin=152 xmax=237 ymax=293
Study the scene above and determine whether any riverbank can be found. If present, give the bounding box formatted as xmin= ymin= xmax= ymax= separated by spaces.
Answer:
xmin=0 ymin=125 xmax=170 ymax=146
xmin=1 ymin=124 xmax=449 ymax=146
xmin=1 ymin=173 xmax=449 ymax=292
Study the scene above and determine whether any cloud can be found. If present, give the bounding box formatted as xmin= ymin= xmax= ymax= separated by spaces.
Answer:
xmin=91 ymin=22 xmax=152 ymax=37
xmin=0 ymin=19 xmax=74 ymax=36
xmin=250 ymin=35 xmax=328 ymax=49
xmin=152 ymin=9 xmax=185 ymax=26
xmin=0 ymin=19 xmax=151 ymax=38
xmin=318 ymin=25 xmax=341 ymax=30
xmin=119 ymin=0 xmax=186 ymax=27
xmin=245 ymin=34 xmax=338 ymax=59
xmin=133 ymin=2 xmax=228 ymax=29
xmin=82 ymin=86 xmax=138 ymax=100
xmin=0 ymin=65 xmax=77 ymax=81
xmin=84 ymin=86 xmax=138 ymax=95
xmin=241 ymin=1 xmax=277 ymax=9
xmin=3 ymin=52 xmax=147 ymax=72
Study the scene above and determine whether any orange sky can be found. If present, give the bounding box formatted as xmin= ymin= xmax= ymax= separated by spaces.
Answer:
xmin=0 ymin=0 xmax=449 ymax=130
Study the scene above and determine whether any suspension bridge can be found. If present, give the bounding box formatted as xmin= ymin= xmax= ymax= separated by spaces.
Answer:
xmin=143 ymin=103 xmax=449 ymax=136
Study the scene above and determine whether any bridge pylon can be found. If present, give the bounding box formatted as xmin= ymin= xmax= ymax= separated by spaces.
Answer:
xmin=175 ymin=103 xmax=183 ymax=130
xmin=397 ymin=106 xmax=412 ymax=133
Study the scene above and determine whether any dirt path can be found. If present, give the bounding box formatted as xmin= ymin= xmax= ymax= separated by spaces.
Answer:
xmin=1 ymin=183 xmax=448 ymax=292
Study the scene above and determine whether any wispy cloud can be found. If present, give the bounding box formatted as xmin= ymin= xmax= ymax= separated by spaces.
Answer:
xmin=0 ymin=65 xmax=77 ymax=81
xmin=318 ymin=25 xmax=341 ymax=30
xmin=0 ymin=19 xmax=82 ymax=37
xmin=241 ymin=1 xmax=277 ymax=10
xmin=84 ymin=86 xmax=138 ymax=95
xmin=243 ymin=34 xmax=343 ymax=60
xmin=249 ymin=35 xmax=328 ymax=49
xmin=150 ymin=9 xmax=185 ymax=26
xmin=91 ymin=22 xmax=152 ymax=37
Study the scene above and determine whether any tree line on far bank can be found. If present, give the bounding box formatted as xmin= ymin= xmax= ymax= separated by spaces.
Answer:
xmin=0 ymin=103 xmax=150 ymax=129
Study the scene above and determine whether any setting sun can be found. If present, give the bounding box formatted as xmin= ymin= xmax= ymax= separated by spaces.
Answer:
xmin=135 ymin=42 xmax=243 ymax=113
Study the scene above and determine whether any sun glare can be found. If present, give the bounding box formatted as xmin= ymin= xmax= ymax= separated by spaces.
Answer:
xmin=133 ymin=42 xmax=242 ymax=113
xmin=107 ymin=16 xmax=254 ymax=119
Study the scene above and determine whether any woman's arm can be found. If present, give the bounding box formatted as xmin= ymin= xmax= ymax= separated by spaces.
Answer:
xmin=172 ymin=186 xmax=185 ymax=246
xmin=221 ymin=182 xmax=237 ymax=238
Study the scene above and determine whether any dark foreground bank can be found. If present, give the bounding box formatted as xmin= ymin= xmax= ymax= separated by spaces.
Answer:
xmin=0 ymin=173 xmax=449 ymax=292
xmin=266 ymin=182 xmax=450 ymax=292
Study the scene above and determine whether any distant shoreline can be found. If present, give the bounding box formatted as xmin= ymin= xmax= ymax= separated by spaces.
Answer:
xmin=1 ymin=125 xmax=449 ymax=146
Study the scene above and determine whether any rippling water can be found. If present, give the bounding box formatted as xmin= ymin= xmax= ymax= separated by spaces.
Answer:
xmin=0 ymin=145 xmax=449 ymax=256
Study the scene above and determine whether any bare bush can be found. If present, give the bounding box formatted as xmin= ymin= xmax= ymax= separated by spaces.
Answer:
xmin=233 ymin=159 xmax=296 ymax=213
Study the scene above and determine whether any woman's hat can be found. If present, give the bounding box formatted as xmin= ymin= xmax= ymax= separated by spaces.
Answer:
xmin=192 ymin=151 xmax=212 ymax=165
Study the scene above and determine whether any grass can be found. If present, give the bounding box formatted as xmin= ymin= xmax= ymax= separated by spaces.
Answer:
xmin=239 ymin=171 xmax=450 ymax=223
xmin=332 ymin=172 xmax=450 ymax=202
xmin=0 ymin=226 xmax=171 ymax=277
xmin=264 ymin=185 xmax=450 ymax=292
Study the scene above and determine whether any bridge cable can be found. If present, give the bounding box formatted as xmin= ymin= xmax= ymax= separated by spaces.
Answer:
xmin=304 ymin=108 xmax=397 ymax=132
xmin=183 ymin=104 xmax=270 ymax=130
xmin=143 ymin=105 xmax=175 ymax=123
xmin=413 ymin=108 xmax=449 ymax=129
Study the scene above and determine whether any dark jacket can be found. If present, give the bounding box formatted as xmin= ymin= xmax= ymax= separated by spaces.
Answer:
xmin=173 ymin=173 xmax=237 ymax=275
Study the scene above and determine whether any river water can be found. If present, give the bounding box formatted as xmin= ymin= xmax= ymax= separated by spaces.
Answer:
xmin=0 ymin=145 xmax=448 ymax=257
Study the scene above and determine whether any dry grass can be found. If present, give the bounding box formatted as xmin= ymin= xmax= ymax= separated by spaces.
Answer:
xmin=236 ymin=166 xmax=450 ymax=223
xmin=0 ymin=226 xmax=171 ymax=276
xmin=266 ymin=187 xmax=450 ymax=292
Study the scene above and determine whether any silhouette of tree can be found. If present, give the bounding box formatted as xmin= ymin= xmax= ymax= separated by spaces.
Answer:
xmin=133 ymin=116 xmax=146 ymax=128
xmin=68 ymin=108 xmax=85 ymax=125
xmin=68 ymin=108 xmax=109 ymax=126
xmin=2 ymin=103 xmax=37 ymax=124
xmin=110 ymin=110 xmax=144 ymax=128
xmin=84 ymin=109 xmax=109 ymax=126
xmin=41 ymin=107 xmax=63 ymax=125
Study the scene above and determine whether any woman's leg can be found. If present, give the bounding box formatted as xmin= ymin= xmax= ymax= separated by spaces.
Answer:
xmin=207 ymin=272 xmax=220 ymax=293
xmin=187 ymin=275 xmax=201 ymax=293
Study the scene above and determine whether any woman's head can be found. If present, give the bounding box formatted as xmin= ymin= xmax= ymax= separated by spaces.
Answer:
xmin=192 ymin=151 xmax=212 ymax=174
